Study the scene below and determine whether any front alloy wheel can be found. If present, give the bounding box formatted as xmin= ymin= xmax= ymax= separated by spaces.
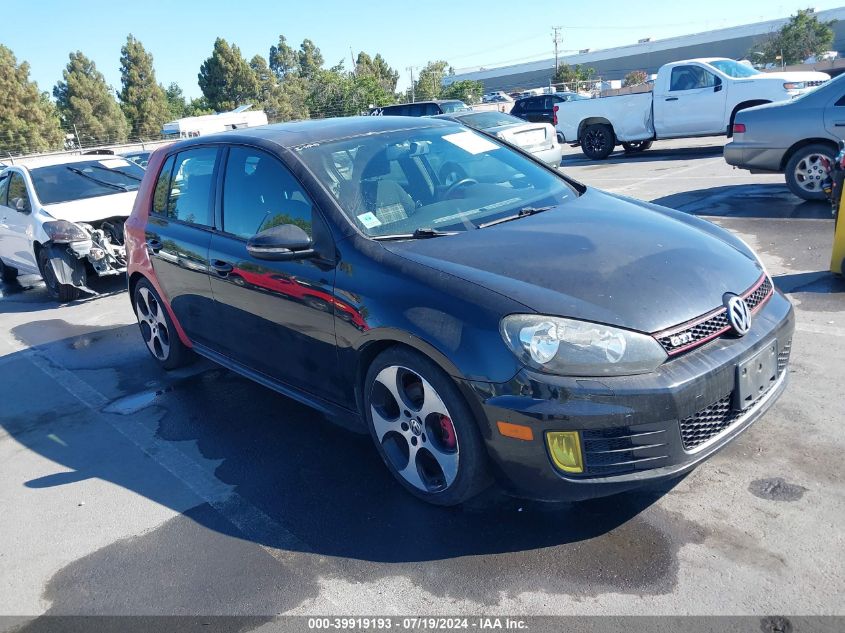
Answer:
xmin=364 ymin=348 xmax=490 ymax=505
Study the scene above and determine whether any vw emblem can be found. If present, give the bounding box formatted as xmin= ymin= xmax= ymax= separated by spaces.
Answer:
xmin=725 ymin=295 xmax=751 ymax=336
xmin=409 ymin=418 xmax=422 ymax=436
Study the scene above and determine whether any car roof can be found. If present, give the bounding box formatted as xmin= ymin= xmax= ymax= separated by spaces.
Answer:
xmin=166 ymin=116 xmax=460 ymax=151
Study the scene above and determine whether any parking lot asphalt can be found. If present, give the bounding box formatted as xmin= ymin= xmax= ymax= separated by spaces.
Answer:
xmin=1 ymin=136 xmax=843 ymax=623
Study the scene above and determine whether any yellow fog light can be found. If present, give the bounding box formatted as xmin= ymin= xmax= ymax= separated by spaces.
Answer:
xmin=546 ymin=431 xmax=584 ymax=473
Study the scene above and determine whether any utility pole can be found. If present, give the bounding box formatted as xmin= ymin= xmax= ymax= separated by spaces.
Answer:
xmin=350 ymin=46 xmax=356 ymax=71
xmin=552 ymin=26 xmax=562 ymax=72
xmin=406 ymin=66 xmax=417 ymax=102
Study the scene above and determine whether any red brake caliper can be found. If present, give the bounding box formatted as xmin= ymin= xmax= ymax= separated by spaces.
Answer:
xmin=439 ymin=415 xmax=457 ymax=450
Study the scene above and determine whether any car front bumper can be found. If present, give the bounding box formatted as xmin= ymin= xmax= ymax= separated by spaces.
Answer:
xmin=460 ymin=290 xmax=795 ymax=501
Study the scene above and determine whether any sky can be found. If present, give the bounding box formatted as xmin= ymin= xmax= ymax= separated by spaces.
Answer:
xmin=5 ymin=0 xmax=844 ymax=100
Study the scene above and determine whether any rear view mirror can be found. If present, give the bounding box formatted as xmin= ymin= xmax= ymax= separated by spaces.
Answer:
xmin=14 ymin=198 xmax=30 ymax=213
xmin=247 ymin=224 xmax=314 ymax=261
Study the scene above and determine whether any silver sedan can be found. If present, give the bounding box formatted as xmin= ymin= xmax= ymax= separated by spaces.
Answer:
xmin=724 ymin=73 xmax=845 ymax=200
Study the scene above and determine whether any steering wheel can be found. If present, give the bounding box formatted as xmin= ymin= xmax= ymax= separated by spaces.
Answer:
xmin=444 ymin=177 xmax=478 ymax=198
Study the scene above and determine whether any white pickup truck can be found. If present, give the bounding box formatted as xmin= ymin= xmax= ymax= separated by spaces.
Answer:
xmin=555 ymin=58 xmax=830 ymax=159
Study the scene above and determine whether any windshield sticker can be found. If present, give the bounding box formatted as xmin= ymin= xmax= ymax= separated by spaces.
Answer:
xmin=357 ymin=212 xmax=383 ymax=229
xmin=442 ymin=131 xmax=500 ymax=155
xmin=97 ymin=159 xmax=132 ymax=168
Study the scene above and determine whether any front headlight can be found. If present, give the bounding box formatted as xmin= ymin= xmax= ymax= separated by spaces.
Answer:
xmin=501 ymin=314 xmax=667 ymax=376
xmin=783 ymin=82 xmax=805 ymax=91
xmin=42 ymin=219 xmax=89 ymax=243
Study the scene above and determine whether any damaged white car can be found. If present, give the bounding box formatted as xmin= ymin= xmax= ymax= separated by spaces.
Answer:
xmin=0 ymin=155 xmax=144 ymax=301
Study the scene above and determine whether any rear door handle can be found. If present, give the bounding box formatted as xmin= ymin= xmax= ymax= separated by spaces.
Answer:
xmin=146 ymin=238 xmax=162 ymax=253
xmin=665 ymin=97 xmax=679 ymax=101
xmin=834 ymin=122 xmax=845 ymax=127
xmin=211 ymin=260 xmax=233 ymax=276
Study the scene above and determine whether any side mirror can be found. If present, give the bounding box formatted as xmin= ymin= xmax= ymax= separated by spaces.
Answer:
xmin=246 ymin=224 xmax=314 ymax=261
xmin=714 ymin=77 xmax=723 ymax=93
xmin=14 ymin=198 xmax=30 ymax=213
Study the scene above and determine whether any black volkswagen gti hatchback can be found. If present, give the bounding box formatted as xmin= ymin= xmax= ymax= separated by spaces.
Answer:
xmin=126 ymin=116 xmax=794 ymax=506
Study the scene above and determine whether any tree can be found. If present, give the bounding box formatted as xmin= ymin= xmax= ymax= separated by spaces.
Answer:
xmin=53 ymin=51 xmax=129 ymax=145
xmin=163 ymin=82 xmax=187 ymax=119
xmin=119 ymin=35 xmax=170 ymax=138
xmin=198 ymin=38 xmax=259 ymax=112
xmin=552 ymin=63 xmax=595 ymax=90
xmin=754 ymin=9 xmax=836 ymax=66
xmin=355 ymin=52 xmax=399 ymax=93
xmin=0 ymin=45 xmax=64 ymax=154
xmin=442 ymin=79 xmax=484 ymax=104
xmin=297 ymin=39 xmax=324 ymax=79
xmin=269 ymin=35 xmax=299 ymax=79
xmin=623 ymin=70 xmax=648 ymax=87
xmin=414 ymin=60 xmax=449 ymax=100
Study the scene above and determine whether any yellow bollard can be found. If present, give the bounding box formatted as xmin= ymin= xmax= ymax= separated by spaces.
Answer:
xmin=832 ymin=190 xmax=845 ymax=275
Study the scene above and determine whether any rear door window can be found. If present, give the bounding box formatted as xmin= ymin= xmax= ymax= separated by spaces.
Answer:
xmin=161 ymin=148 xmax=218 ymax=226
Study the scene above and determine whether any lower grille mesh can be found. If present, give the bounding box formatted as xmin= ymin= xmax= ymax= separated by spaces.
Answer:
xmin=679 ymin=338 xmax=792 ymax=451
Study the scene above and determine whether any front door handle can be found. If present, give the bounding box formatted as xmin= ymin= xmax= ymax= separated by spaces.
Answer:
xmin=665 ymin=97 xmax=679 ymax=101
xmin=146 ymin=238 xmax=162 ymax=254
xmin=834 ymin=122 xmax=845 ymax=127
xmin=211 ymin=260 xmax=233 ymax=276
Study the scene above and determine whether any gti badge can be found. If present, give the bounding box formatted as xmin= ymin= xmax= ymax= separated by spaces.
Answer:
xmin=725 ymin=295 xmax=751 ymax=336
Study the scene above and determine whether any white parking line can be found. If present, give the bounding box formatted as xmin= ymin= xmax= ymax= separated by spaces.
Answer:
xmin=611 ymin=157 xmax=725 ymax=192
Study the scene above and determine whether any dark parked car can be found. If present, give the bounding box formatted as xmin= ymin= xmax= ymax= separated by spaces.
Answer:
xmin=510 ymin=93 xmax=588 ymax=126
xmin=370 ymin=100 xmax=469 ymax=117
xmin=126 ymin=116 xmax=793 ymax=506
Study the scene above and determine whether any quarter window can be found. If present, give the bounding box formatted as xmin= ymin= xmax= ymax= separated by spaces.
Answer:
xmin=0 ymin=174 xmax=9 ymax=206
xmin=670 ymin=65 xmax=717 ymax=91
xmin=152 ymin=155 xmax=175 ymax=216
xmin=161 ymin=148 xmax=217 ymax=225
xmin=8 ymin=173 xmax=31 ymax=212
xmin=221 ymin=147 xmax=313 ymax=239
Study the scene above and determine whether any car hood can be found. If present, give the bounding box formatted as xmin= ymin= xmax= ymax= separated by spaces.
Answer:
xmin=41 ymin=190 xmax=137 ymax=224
xmin=758 ymin=70 xmax=830 ymax=82
xmin=382 ymin=188 xmax=763 ymax=333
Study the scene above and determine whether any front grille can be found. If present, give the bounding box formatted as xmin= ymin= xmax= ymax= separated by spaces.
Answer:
xmin=581 ymin=425 xmax=670 ymax=476
xmin=679 ymin=337 xmax=791 ymax=451
xmin=655 ymin=276 xmax=773 ymax=356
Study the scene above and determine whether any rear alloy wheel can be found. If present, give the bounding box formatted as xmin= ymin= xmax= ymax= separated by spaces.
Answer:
xmin=580 ymin=124 xmax=614 ymax=160
xmin=622 ymin=140 xmax=653 ymax=153
xmin=364 ymin=348 xmax=490 ymax=506
xmin=36 ymin=248 xmax=80 ymax=303
xmin=133 ymin=279 xmax=192 ymax=370
xmin=0 ymin=258 xmax=18 ymax=283
xmin=785 ymin=144 xmax=836 ymax=201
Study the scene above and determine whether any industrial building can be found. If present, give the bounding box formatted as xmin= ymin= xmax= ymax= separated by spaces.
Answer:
xmin=444 ymin=7 xmax=845 ymax=93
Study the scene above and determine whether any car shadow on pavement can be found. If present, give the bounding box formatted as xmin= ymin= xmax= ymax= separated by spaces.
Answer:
xmin=562 ymin=144 xmax=724 ymax=166
xmin=774 ymin=270 xmax=845 ymax=294
xmin=1 ymin=322 xmax=684 ymax=569
xmin=0 ymin=275 xmax=127 ymax=314
xmin=652 ymin=183 xmax=833 ymax=219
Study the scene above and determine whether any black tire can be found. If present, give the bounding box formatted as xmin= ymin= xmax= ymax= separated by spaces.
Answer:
xmin=580 ymin=124 xmax=614 ymax=160
xmin=784 ymin=143 xmax=836 ymax=201
xmin=132 ymin=278 xmax=192 ymax=370
xmin=0 ymin=258 xmax=18 ymax=283
xmin=622 ymin=140 xmax=653 ymax=153
xmin=364 ymin=346 xmax=491 ymax=506
xmin=36 ymin=248 xmax=81 ymax=302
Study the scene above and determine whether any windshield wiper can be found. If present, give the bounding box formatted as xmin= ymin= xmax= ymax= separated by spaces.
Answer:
xmin=86 ymin=164 xmax=142 ymax=181
xmin=372 ymin=227 xmax=458 ymax=241
xmin=476 ymin=206 xmax=555 ymax=229
xmin=66 ymin=167 xmax=130 ymax=192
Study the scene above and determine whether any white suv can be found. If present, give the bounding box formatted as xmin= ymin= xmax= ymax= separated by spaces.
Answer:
xmin=0 ymin=155 xmax=144 ymax=301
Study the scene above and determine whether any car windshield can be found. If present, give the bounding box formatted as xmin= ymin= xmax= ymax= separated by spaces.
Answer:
xmin=708 ymin=59 xmax=760 ymax=78
xmin=295 ymin=124 xmax=577 ymax=237
xmin=30 ymin=158 xmax=144 ymax=204
xmin=439 ymin=101 xmax=469 ymax=113
xmin=455 ymin=112 xmax=524 ymax=128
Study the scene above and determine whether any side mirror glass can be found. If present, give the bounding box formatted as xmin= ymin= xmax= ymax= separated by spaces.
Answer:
xmin=246 ymin=224 xmax=314 ymax=261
